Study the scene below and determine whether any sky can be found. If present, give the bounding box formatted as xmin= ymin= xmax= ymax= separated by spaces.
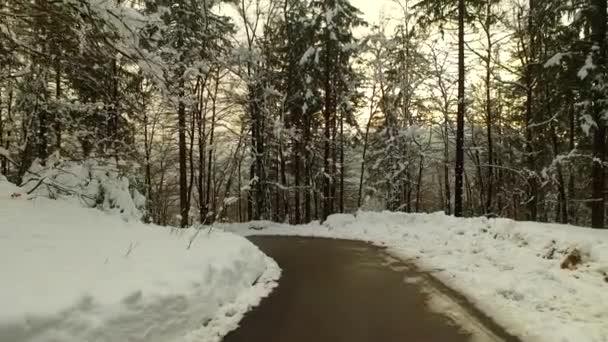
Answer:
xmin=219 ymin=0 xmax=403 ymax=41
xmin=351 ymin=0 xmax=404 ymax=27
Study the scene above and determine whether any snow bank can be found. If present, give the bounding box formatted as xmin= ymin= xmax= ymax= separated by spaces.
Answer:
xmin=0 ymin=178 xmax=280 ymax=342
xmin=22 ymin=157 xmax=146 ymax=221
xmin=223 ymin=211 xmax=608 ymax=342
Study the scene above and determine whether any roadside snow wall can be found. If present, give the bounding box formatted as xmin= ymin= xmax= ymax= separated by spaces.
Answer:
xmin=0 ymin=178 xmax=280 ymax=342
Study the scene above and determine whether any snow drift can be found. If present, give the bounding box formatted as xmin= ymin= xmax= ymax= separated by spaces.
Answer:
xmin=0 ymin=178 xmax=280 ymax=342
xmin=21 ymin=157 xmax=146 ymax=221
xmin=223 ymin=211 xmax=608 ymax=342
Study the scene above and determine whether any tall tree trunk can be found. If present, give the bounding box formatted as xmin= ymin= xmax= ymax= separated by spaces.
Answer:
xmin=293 ymin=142 xmax=301 ymax=223
xmin=454 ymin=0 xmax=466 ymax=217
xmin=0 ymin=85 xmax=4 ymax=174
xmin=187 ymin=104 xmax=196 ymax=218
xmin=273 ymin=151 xmax=280 ymax=222
xmin=54 ymin=56 xmax=62 ymax=152
xmin=205 ymin=74 xmax=219 ymax=223
xmin=107 ymin=59 xmax=119 ymax=162
xmin=3 ymin=82 xmax=13 ymax=175
xmin=248 ymin=164 xmax=254 ymax=220
xmin=178 ymin=81 xmax=189 ymax=227
xmin=525 ymin=0 xmax=538 ymax=221
xmin=322 ymin=28 xmax=333 ymax=222
xmin=484 ymin=1 xmax=494 ymax=215
xmin=415 ymin=155 xmax=424 ymax=212
xmin=279 ymin=139 xmax=289 ymax=222
xmin=238 ymin=157 xmax=243 ymax=222
xmin=330 ymin=94 xmax=338 ymax=214
xmin=285 ymin=0 xmax=301 ymax=224
xmin=250 ymin=82 xmax=266 ymax=221
xmin=142 ymin=78 xmax=153 ymax=223
xmin=590 ymin=0 xmax=607 ymax=228
xmin=304 ymin=112 xmax=312 ymax=222
xmin=568 ymin=100 xmax=576 ymax=224
xmin=339 ymin=110 xmax=345 ymax=213
xmin=38 ymin=94 xmax=48 ymax=163
xmin=591 ymin=122 xmax=606 ymax=228
xmin=197 ymin=77 xmax=207 ymax=223
xmin=177 ymin=23 xmax=189 ymax=228
xmin=444 ymin=105 xmax=451 ymax=215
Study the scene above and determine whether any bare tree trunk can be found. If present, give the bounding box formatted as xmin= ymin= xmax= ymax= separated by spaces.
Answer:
xmin=204 ymin=74 xmax=219 ymax=223
xmin=54 ymin=56 xmax=62 ymax=152
xmin=250 ymin=82 xmax=266 ymax=221
xmin=279 ymin=139 xmax=289 ymax=222
xmin=484 ymin=1 xmax=494 ymax=215
xmin=177 ymin=23 xmax=189 ymax=228
xmin=444 ymin=108 xmax=451 ymax=215
xmin=238 ymin=157 xmax=243 ymax=222
xmin=330 ymin=97 xmax=338 ymax=214
xmin=284 ymin=0 xmax=301 ymax=224
xmin=0 ymin=85 xmax=4 ymax=174
xmin=178 ymin=82 xmax=189 ymax=227
xmin=293 ymin=142 xmax=301 ymax=223
xmin=187 ymin=104 xmax=196 ymax=218
xmin=3 ymin=82 xmax=13 ymax=175
xmin=304 ymin=114 xmax=312 ymax=222
xmin=339 ymin=110 xmax=344 ymax=213
xmin=590 ymin=0 xmax=607 ymax=229
xmin=568 ymin=101 xmax=576 ymax=224
xmin=525 ymin=0 xmax=538 ymax=221
xmin=107 ymin=59 xmax=119 ymax=162
xmin=273 ymin=152 xmax=280 ymax=222
xmin=141 ymin=78 xmax=153 ymax=223
xmin=197 ymin=77 xmax=207 ymax=223
xmin=322 ymin=27 xmax=333 ymax=222
xmin=454 ymin=0 xmax=466 ymax=217
xmin=415 ymin=155 xmax=424 ymax=212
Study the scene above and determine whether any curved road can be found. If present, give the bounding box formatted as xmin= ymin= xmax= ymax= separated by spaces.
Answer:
xmin=223 ymin=236 xmax=519 ymax=342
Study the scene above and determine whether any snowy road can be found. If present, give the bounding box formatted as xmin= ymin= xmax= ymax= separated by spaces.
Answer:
xmin=223 ymin=236 xmax=519 ymax=342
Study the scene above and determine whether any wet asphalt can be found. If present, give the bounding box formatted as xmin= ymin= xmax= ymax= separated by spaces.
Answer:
xmin=222 ymin=236 xmax=495 ymax=342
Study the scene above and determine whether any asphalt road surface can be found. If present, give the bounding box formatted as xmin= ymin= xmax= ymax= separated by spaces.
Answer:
xmin=223 ymin=236 xmax=520 ymax=342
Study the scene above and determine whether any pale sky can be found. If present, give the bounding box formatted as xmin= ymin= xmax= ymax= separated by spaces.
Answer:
xmin=351 ymin=0 xmax=401 ymax=26
xmin=219 ymin=0 xmax=402 ymax=41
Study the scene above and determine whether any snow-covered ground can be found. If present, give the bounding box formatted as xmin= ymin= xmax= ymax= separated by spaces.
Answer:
xmin=223 ymin=211 xmax=608 ymax=342
xmin=0 ymin=176 xmax=280 ymax=342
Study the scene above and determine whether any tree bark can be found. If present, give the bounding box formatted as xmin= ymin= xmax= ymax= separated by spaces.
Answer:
xmin=304 ymin=110 xmax=312 ymax=222
xmin=454 ymin=0 xmax=466 ymax=217
xmin=54 ymin=56 xmax=62 ymax=152
xmin=0 ymin=85 xmax=4 ymax=174
xmin=3 ymin=82 xmax=13 ymax=176
xmin=525 ymin=0 xmax=538 ymax=221
xmin=322 ymin=24 xmax=333 ymax=222
xmin=444 ymin=105 xmax=451 ymax=215
xmin=178 ymin=81 xmax=189 ymax=227
xmin=204 ymin=74 xmax=219 ymax=223
xmin=590 ymin=0 xmax=607 ymax=229
xmin=484 ymin=1 xmax=494 ymax=215
xmin=339 ymin=110 xmax=345 ymax=213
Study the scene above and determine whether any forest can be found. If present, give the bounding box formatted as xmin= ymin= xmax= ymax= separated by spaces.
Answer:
xmin=0 ymin=0 xmax=606 ymax=229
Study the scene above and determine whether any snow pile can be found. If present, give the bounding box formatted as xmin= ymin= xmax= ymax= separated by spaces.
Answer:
xmin=223 ymin=211 xmax=608 ymax=342
xmin=21 ymin=157 xmax=146 ymax=221
xmin=0 ymin=177 xmax=280 ymax=342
